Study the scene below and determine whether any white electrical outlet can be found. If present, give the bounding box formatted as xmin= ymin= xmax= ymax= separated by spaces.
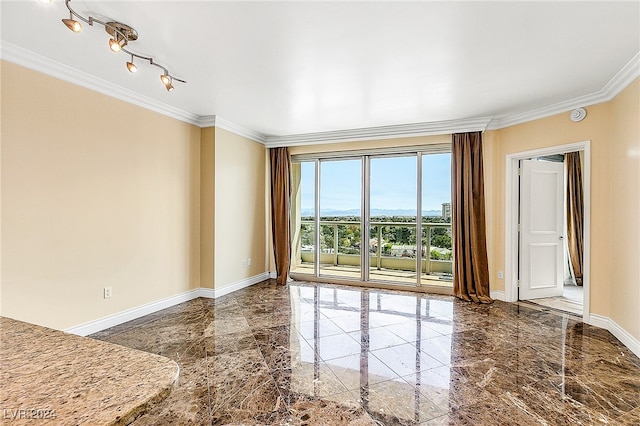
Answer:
xmin=498 ymin=271 xmax=504 ymax=279
xmin=104 ymin=287 xmax=112 ymax=299
xmin=247 ymin=258 xmax=252 ymax=266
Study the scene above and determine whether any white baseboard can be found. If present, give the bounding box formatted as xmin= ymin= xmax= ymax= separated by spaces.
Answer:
xmin=269 ymin=271 xmax=277 ymax=279
xmin=66 ymin=289 xmax=202 ymax=336
xmin=588 ymin=314 xmax=640 ymax=358
xmin=490 ymin=290 xmax=506 ymax=301
xmin=213 ymin=272 xmax=270 ymax=298
xmin=65 ymin=272 xmax=270 ymax=337
xmin=609 ymin=318 xmax=640 ymax=358
xmin=586 ymin=313 xmax=610 ymax=329
xmin=197 ymin=287 xmax=216 ymax=299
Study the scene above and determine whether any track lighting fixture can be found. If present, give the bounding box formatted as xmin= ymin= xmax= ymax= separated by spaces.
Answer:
xmin=108 ymin=38 xmax=121 ymax=52
xmin=108 ymin=37 xmax=126 ymax=52
xmin=160 ymin=72 xmax=171 ymax=86
xmin=62 ymin=12 xmax=81 ymax=33
xmin=55 ymin=0 xmax=185 ymax=91
xmin=126 ymin=55 xmax=137 ymax=73
xmin=160 ymin=72 xmax=174 ymax=91
xmin=105 ymin=22 xmax=134 ymax=53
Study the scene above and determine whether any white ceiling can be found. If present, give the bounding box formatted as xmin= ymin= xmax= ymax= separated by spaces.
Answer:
xmin=2 ymin=1 xmax=639 ymax=139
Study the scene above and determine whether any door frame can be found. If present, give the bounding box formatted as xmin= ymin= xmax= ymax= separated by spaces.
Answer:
xmin=504 ymin=141 xmax=591 ymax=322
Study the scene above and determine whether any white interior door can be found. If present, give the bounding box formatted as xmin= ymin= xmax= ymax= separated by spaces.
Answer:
xmin=519 ymin=159 xmax=565 ymax=300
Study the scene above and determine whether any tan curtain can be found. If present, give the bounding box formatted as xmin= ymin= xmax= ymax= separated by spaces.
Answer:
xmin=566 ymin=152 xmax=584 ymax=286
xmin=451 ymin=132 xmax=492 ymax=303
xmin=270 ymin=147 xmax=292 ymax=285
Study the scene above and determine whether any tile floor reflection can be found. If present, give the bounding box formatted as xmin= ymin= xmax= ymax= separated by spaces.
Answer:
xmin=91 ymin=280 xmax=640 ymax=425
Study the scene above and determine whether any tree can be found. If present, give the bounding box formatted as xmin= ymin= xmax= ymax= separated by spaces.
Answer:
xmin=431 ymin=234 xmax=452 ymax=250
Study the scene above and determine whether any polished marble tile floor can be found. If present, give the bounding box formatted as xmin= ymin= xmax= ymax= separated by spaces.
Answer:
xmin=528 ymin=284 xmax=584 ymax=316
xmin=91 ymin=280 xmax=640 ymax=425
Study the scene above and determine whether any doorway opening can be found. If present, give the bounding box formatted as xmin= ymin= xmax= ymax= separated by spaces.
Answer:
xmin=505 ymin=142 xmax=591 ymax=321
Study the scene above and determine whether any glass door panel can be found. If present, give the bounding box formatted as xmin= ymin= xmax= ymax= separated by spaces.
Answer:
xmin=421 ymin=153 xmax=453 ymax=287
xmin=291 ymin=161 xmax=316 ymax=275
xmin=319 ymin=159 xmax=362 ymax=279
xmin=369 ymin=156 xmax=417 ymax=285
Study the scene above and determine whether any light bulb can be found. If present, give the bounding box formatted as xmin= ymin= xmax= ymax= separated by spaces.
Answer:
xmin=62 ymin=18 xmax=82 ymax=32
xmin=109 ymin=39 xmax=121 ymax=52
xmin=126 ymin=61 xmax=137 ymax=73
xmin=160 ymin=73 xmax=171 ymax=85
xmin=109 ymin=36 xmax=127 ymax=52
xmin=109 ymin=38 xmax=122 ymax=52
xmin=165 ymin=83 xmax=174 ymax=92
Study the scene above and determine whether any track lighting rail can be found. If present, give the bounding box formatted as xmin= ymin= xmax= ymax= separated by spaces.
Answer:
xmin=61 ymin=0 xmax=185 ymax=91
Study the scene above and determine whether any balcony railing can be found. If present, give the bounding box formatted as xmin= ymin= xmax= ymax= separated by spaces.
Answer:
xmin=297 ymin=220 xmax=452 ymax=278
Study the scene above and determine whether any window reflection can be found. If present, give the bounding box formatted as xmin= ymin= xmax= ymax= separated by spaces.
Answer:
xmin=288 ymin=284 xmax=454 ymax=422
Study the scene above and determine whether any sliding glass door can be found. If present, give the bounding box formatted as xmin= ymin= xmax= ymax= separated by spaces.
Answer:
xmin=290 ymin=147 xmax=452 ymax=289
xmin=369 ymin=155 xmax=418 ymax=284
xmin=421 ymin=153 xmax=453 ymax=287
xmin=319 ymin=159 xmax=362 ymax=279
xmin=290 ymin=161 xmax=316 ymax=275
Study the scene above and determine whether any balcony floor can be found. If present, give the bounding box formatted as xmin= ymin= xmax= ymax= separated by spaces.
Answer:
xmin=291 ymin=263 xmax=452 ymax=288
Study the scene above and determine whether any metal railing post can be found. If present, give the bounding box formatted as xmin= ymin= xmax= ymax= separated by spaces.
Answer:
xmin=376 ymin=226 xmax=382 ymax=270
xmin=424 ymin=224 xmax=431 ymax=275
xmin=333 ymin=223 xmax=339 ymax=266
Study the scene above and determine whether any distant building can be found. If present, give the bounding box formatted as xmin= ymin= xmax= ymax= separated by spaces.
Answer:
xmin=390 ymin=245 xmax=417 ymax=258
xmin=442 ymin=202 xmax=451 ymax=220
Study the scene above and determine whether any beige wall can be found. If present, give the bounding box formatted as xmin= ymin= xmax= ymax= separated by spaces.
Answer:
xmin=214 ymin=128 xmax=268 ymax=288
xmin=487 ymin=101 xmax=613 ymax=318
xmin=200 ymin=127 xmax=215 ymax=289
xmin=608 ymin=79 xmax=640 ymax=338
xmin=485 ymin=79 xmax=639 ymax=340
xmin=1 ymin=61 xmax=201 ymax=330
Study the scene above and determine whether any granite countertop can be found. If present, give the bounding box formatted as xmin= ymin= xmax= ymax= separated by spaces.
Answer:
xmin=0 ymin=317 xmax=179 ymax=425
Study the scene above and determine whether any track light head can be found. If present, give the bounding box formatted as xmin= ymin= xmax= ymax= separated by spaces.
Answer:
xmin=62 ymin=13 xmax=82 ymax=32
xmin=109 ymin=38 xmax=121 ymax=52
xmin=108 ymin=36 xmax=127 ymax=52
xmin=105 ymin=22 xmax=135 ymax=53
xmin=160 ymin=71 xmax=174 ymax=91
xmin=160 ymin=73 xmax=171 ymax=86
xmin=126 ymin=61 xmax=137 ymax=73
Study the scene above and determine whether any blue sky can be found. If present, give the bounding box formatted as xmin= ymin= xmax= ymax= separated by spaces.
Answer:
xmin=300 ymin=154 xmax=451 ymax=214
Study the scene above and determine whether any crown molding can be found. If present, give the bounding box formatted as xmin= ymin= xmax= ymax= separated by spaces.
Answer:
xmin=601 ymin=51 xmax=640 ymax=101
xmin=199 ymin=115 xmax=217 ymax=128
xmin=210 ymin=116 xmax=268 ymax=144
xmin=197 ymin=115 xmax=267 ymax=144
xmin=1 ymin=41 xmax=201 ymax=126
xmin=488 ymin=51 xmax=640 ymax=130
xmin=487 ymin=91 xmax=606 ymax=130
xmin=264 ymin=117 xmax=493 ymax=148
